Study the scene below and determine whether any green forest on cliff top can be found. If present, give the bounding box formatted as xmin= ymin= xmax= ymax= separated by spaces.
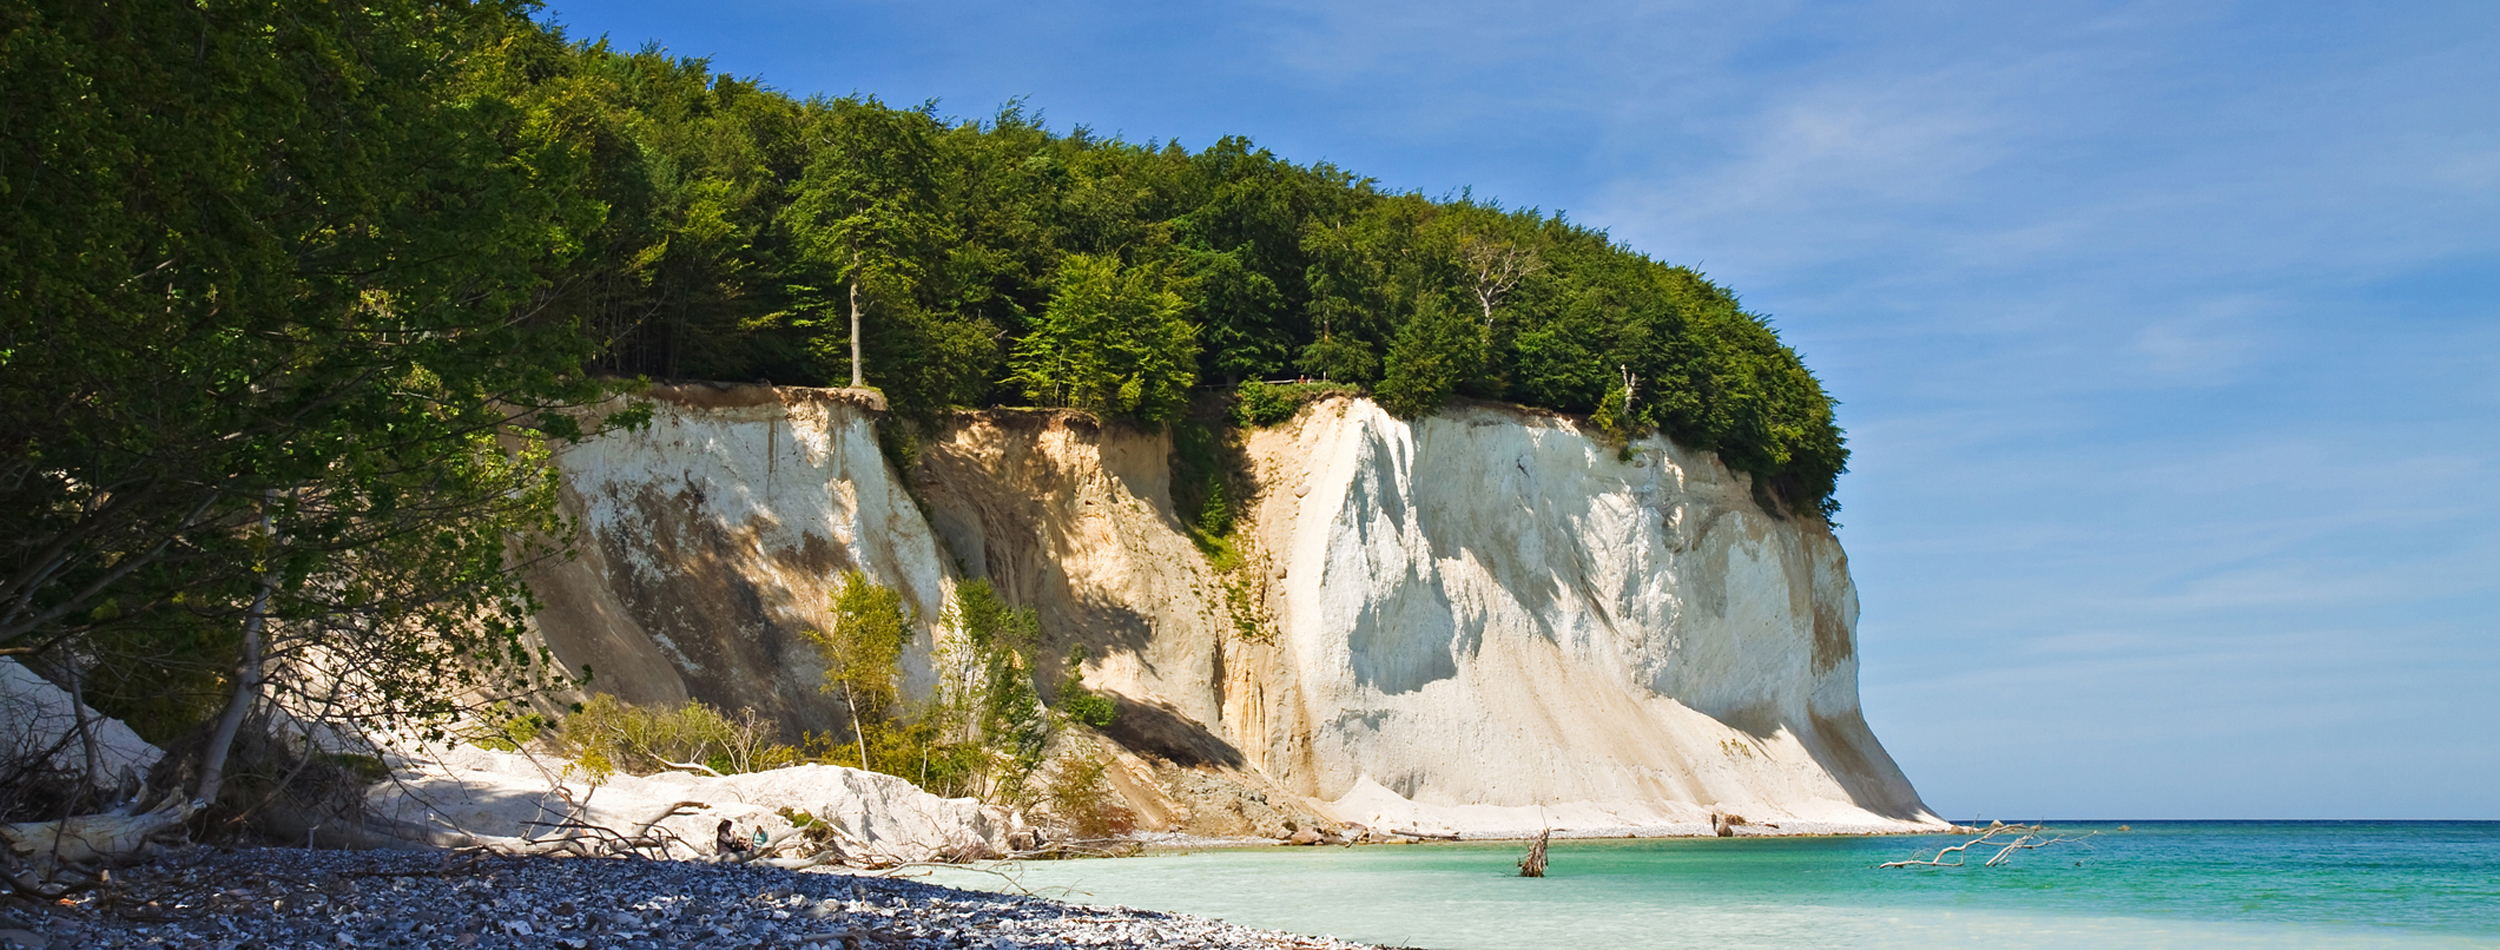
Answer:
xmin=5 ymin=1 xmax=1847 ymax=516
xmin=0 ymin=0 xmax=1848 ymax=822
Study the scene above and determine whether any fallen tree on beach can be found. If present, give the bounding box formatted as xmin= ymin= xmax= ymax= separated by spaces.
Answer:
xmin=1876 ymin=822 xmax=2097 ymax=868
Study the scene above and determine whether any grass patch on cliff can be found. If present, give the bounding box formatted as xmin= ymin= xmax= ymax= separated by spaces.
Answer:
xmin=1168 ymin=412 xmax=1244 ymax=549
xmin=1232 ymin=380 xmax=1359 ymax=427
xmin=1167 ymin=401 xmax=1278 ymax=643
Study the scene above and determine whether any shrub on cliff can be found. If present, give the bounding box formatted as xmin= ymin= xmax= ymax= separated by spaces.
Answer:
xmin=1233 ymin=381 xmax=1300 ymax=427
xmin=807 ymin=571 xmax=918 ymax=772
xmin=1039 ymin=751 xmax=1138 ymax=840
xmin=798 ymin=576 xmax=1062 ymax=800
xmin=1055 ymin=645 xmax=1119 ymax=729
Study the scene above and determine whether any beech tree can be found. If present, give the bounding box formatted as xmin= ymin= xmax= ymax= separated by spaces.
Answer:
xmin=1008 ymin=254 xmax=1200 ymax=424
xmin=807 ymin=572 xmax=916 ymax=772
xmin=0 ymin=0 xmax=636 ymax=839
xmin=783 ymin=98 xmax=950 ymax=390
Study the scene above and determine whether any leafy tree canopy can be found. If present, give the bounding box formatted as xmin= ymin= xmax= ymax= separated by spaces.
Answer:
xmin=0 ymin=0 xmax=642 ymax=816
xmin=470 ymin=28 xmax=1847 ymax=517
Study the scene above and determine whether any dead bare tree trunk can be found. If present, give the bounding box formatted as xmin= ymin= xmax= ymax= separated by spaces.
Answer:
xmin=1518 ymin=828 xmax=1550 ymax=877
xmin=847 ymin=254 xmax=865 ymax=389
xmin=194 ymin=500 xmax=277 ymax=810
xmin=1459 ymin=235 xmax=1543 ymax=333
xmin=68 ymin=663 xmax=99 ymax=794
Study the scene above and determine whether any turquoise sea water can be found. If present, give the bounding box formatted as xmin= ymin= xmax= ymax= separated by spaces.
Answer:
xmin=918 ymin=822 xmax=2500 ymax=949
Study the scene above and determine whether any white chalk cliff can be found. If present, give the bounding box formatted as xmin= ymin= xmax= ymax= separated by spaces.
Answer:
xmin=527 ymin=384 xmax=1941 ymax=837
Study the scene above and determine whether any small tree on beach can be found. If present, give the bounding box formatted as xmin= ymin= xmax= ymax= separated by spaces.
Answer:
xmin=807 ymin=572 xmax=917 ymax=771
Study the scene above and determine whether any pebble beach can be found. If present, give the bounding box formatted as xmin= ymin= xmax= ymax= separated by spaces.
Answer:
xmin=6 ymin=848 xmax=1390 ymax=950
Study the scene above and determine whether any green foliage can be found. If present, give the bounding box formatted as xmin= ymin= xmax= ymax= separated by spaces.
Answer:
xmin=796 ymin=576 xmax=1056 ymax=799
xmin=1008 ymin=254 xmax=1200 ymax=424
xmin=1231 ymin=379 xmax=1358 ymax=428
xmin=1195 ymin=478 xmax=1236 ymax=537
xmin=422 ymin=30 xmax=1851 ymax=515
xmin=551 ymin=694 xmax=802 ymax=779
xmin=853 ymin=578 xmax=1056 ymax=799
xmin=1376 ymin=296 xmax=1484 ymax=418
xmin=1040 ymin=751 xmax=1138 ymax=840
xmin=0 ymin=0 xmax=638 ymax=769
xmin=1297 ymin=334 xmax=1381 ymax=385
xmin=1591 ymin=381 xmax=1641 ymax=444
xmin=469 ymin=708 xmax=557 ymax=753
xmin=1056 ymin=645 xmax=1119 ymax=728
xmin=806 ymin=571 xmax=918 ymax=770
xmin=1233 ymin=381 xmax=1299 ymax=427
xmin=1167 ymin=417 xmax=1244 ymax=547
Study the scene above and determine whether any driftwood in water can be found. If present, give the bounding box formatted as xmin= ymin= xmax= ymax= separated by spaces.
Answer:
xmin=1878 ymin=824 xmax=2098 ymax=868
xmin=1517 ymin=828 xmax=1550 ymax=877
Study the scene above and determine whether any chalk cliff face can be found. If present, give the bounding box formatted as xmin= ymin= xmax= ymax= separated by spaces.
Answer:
xmin=1220 ymin=399 xmax=1932 ymax=833
xmin=527 ymin=385 xmax=955 ymax=739
xmin=528 ymin=384 xmax=1939 ymax=835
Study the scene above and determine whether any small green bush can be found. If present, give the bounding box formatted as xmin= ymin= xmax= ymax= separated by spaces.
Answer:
xmin=551 ymin=694 xmax=802 ymax=779
xmin=1230 ymin=380 xmax=1357 ymax=428
xmin=1233 ymin=380 xmax=1298 ymax=427
xmin=1056 ymin=645 xmax=1118 ymax=728
xmin=1041 ymin=752 xmax=1137 ymax=840
xmin=1194 ymin=476 xmax=1233 ymax=536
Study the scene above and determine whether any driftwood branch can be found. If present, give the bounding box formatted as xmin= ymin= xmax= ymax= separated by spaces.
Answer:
xmin=504 ymin=797 xmax=713 ymax=860
xmin=1878 ymin=824 xmax=2098 ymax=869
xmin=0 ymin=798 xmax=196 ymax=896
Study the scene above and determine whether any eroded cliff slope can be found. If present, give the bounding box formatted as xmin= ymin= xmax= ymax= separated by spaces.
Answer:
xmin=528 ymin=384 xmax=1939 ymax=836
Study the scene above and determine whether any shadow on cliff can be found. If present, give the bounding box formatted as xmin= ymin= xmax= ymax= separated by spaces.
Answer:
xmin=1718 ymin=701 xmax=1931 ymax=821
xmin=583 ymin=481 xmax=851 ymax=740
xmin=1800 ymin=709 xmax=1934 ymax=820
xmin=1097 ymin=691 xmax=1245 ymax=769
xmin=906 ymin=410 xmax=1165 ymax=679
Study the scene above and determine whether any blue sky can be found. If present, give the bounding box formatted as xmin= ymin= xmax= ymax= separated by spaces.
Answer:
xmin=542 ymin=0 xmax=2500 ymax=819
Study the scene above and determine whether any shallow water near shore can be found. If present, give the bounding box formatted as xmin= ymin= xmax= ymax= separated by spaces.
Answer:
xmin=918 ymin=821 xmax=2500 ymax=949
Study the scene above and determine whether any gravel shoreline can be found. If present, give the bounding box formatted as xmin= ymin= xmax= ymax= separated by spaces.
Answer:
xmin=3 ymin=848 xmax=1394 ymax=950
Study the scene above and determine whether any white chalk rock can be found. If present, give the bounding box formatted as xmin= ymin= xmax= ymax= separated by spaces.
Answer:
xmin=0 ymin=658 xmax=161 ymax=793
xmin=368 ymin=746 xmax=1010 ymax=864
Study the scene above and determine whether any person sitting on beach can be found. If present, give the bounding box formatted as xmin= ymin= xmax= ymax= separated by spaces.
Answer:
xmin=716 ymin=818 xmax=750 ymax=856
